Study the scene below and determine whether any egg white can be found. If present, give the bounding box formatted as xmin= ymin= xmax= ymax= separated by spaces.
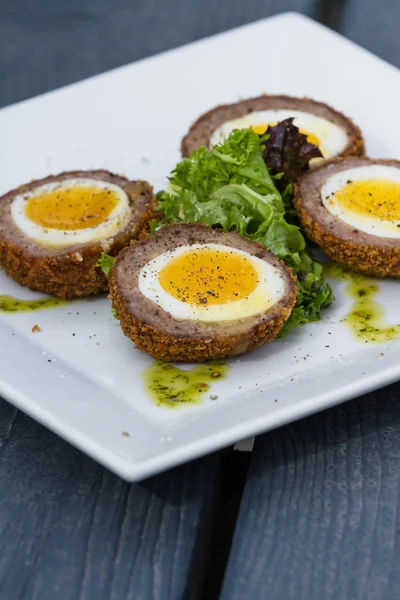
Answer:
xmin=321 ymin=165 xmax=400 ymax=239
xmin=138 ymin=243 xmax=286 ymax=323
xmin=209 ymin=109 xmax=349 ymax=159
xmin=11 ymin=178 xmax=131 ymax=247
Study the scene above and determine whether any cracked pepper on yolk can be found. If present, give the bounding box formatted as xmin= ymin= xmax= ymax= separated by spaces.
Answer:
xmin=252 ymin=122 xmax=320 ymax=147
xmin=159 ymin=248 xmax=258 ymax=305
xmin=24 ymin=185 xmax=119 ymax=230
xmin=334 ymin=180 xmax=400 ymax=220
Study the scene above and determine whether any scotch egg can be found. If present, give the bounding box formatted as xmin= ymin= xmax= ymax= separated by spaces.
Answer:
xmin=181 ymin=95 xmax=365 ymax=161
xmin=0 ymin=170 xmax=155 ymax=298
xmin=109 ymin=223 xmax=297 ymax=362
xmin=294 ymin=158 xmax=400 ymax=277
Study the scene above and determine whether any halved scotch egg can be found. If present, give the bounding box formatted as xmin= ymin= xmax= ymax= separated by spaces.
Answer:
xmin=181 ymin=95 xmax=365 ymax=161
xmin=0 ymin=170 xmax=155 ymax=298
xmin=294 ymin=158 xmax=400 ymax=277
xmin=109 ymin=223 xmax=297 ymax=362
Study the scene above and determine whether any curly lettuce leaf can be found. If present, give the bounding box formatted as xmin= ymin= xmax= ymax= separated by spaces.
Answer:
xmin=262 ymin=118 xmax=323 ymax=190
xmin=157 ymin=128 xmax=333 ymax=332
xmin=96 ymin=253 xmax=115 ymax=276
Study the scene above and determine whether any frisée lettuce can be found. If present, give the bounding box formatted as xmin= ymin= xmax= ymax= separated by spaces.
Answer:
xmin=96 ymin=253 xmax=115 ymax=276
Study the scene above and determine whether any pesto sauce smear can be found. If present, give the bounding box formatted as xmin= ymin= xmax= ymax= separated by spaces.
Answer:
xmin=143 ymin=361 xmax=230 ymax=408
xmin=0 ymin=295 xmax=68 ymax=313
xmin=324 ymin=263 xmax=400 ymax=343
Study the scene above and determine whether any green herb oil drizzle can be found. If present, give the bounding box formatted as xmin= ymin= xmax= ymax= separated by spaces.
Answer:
xmin=324 ymin=263 xmax=400 ymax=343
xmin=143 ymin=361 xmax=230 ymax=408
xmin=0 ymin=295 xmax=68 ymax=313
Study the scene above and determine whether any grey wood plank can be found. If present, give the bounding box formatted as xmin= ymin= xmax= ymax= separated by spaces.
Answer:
xmin=0 ymin=398 xmax=223 ymax=600
xmin=0 ymin=0 xmax=317 ymax=107
xmin=342 ymin=0 xmax=400 ymax=67
xmin=221 ymin=386 xmax=400 ymax=600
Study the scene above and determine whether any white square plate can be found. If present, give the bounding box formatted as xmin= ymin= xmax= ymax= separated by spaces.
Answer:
xmin=1 ymin=13 xmax=400 ymax=481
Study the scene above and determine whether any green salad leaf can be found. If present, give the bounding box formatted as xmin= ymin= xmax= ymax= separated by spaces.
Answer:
xmin=96 ymin=252 xmax=115 ymax=276
xmin=157 ymin=128 xmax=333 ymax=333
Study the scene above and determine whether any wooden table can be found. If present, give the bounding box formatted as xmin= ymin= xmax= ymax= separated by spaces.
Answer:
xmin=1 ymin=2 xmax=399 ymax=598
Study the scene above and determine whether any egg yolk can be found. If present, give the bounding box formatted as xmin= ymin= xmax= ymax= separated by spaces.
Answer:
xmin=24 ymin=185 xmax=119 ymax=230
xmin=159 ymin=248 xmax=258 ymax=305
xmin=333 ymin=179 xmax=400 ymax=220
xmin=252 ymin=122 xmax=320 ymax=147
